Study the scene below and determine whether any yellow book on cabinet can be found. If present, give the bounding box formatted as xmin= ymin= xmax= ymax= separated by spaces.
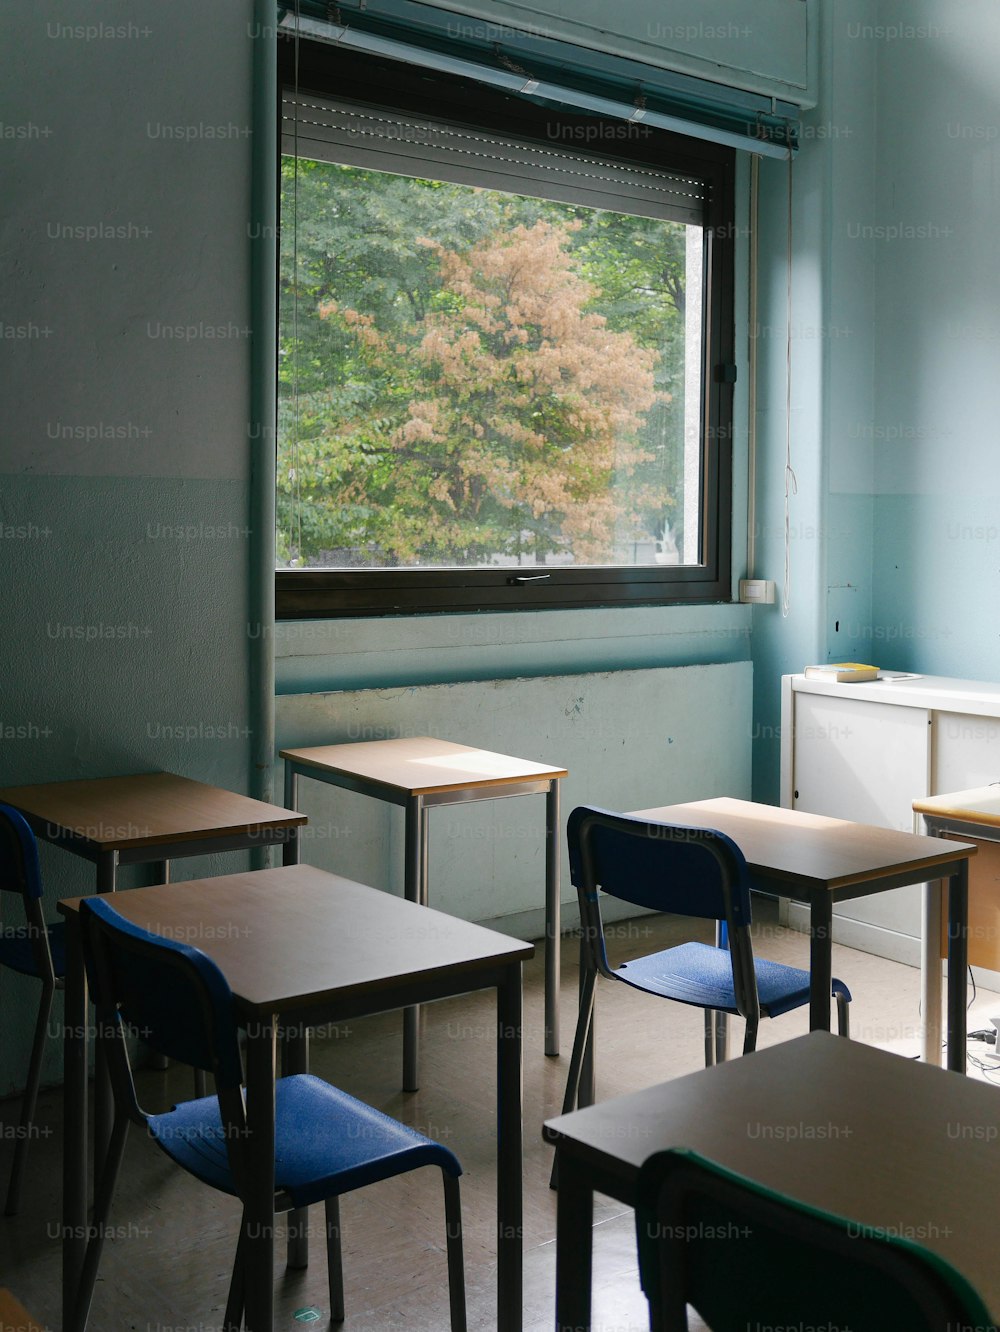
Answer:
xmin=803 ymin=662 xmax=879 ymax=683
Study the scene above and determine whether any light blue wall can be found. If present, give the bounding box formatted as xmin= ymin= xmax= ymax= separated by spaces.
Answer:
xmin=751 ymin=0 xmax=1000 ymax=793
xmin=0 ymin=2 xmax=259 ymax=1096
xmin=869 ymin=0 xmax=1000 ymax=677
xmin=750 ymin=0 xmax=879 ymax=801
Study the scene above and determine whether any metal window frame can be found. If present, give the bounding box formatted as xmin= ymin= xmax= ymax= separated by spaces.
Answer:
xmin=275 ymin=36 xmax=736 ymax=619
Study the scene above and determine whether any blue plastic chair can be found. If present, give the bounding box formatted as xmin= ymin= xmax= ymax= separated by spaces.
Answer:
xmin=560 ymin=807 xmax=851 ymax=1116
xmin=74 ymin=895 xmax=466 ymax=1331
xmin=0 ymin=802 xmax=65 ymax=1216
xmin=635 ymin=1148 xmax=995 ymax=1332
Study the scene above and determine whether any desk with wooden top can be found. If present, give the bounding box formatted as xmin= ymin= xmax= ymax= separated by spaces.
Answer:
xmin=59 ymin=864 xmax=532 ymax=1332
xmin=0 ymin=772 xmax=308 ymax=1172
xmin=915 ymin=785 xmax=1000 ymax=1065
xmin=280 ymin=736 xmax=566 ymax=1086
xmin=630 ymin=797 xmax=976 ymax=1070
xmin=544 ymin=1031 xmax=1000 ymax=1331
xmin=0 ymin=771 xmax=306 ymax=889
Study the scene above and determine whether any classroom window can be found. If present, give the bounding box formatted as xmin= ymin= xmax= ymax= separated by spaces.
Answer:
xmin=276 ymin=42 xmax=736 ymax=617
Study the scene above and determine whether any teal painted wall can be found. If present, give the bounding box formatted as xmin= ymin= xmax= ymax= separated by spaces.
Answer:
xmin=0 ymin=3 xmax=259 ymax=1096
xmin=751 ymin=0 xmax=1000 ymax=793
xmin=869 ymin=0 xmax=1000 ymax=677
xmin=751 ymin=0 xmax=879 ymax=801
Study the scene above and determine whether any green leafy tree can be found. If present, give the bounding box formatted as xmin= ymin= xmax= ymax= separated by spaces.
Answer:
xmin=277 ymin=160 xmax=691 ymax=567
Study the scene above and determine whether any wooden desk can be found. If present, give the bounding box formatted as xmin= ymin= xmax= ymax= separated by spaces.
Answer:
xmin=280 ymin=736 xmax=566 ymax=1085
xmin=59 ymin=864 xmax=532 ymax=1332
xmin=0 ymin=771 xmax=306 ymax=889
xmin=544 ymin=1031 xmax=1000 ymax=1331
xmin=631 ymin=797 xmax=976 ymax=1071
xmin=1 ymin=771 xmax=307 ymax=1174
xmin=915 ymin=785 xmax=1000 ymax=1066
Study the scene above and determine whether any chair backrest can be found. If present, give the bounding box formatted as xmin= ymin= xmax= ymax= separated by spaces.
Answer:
xmin=0 ymin=804 xmax=43 ymax=903
xmin=567 ymin=806 xmax=758 ymax=1015
xmin=567 ymin=806 xmax=752 ymax=926
xmin=635 ymin=1148 xmax=996 ymax=1332
xmin=0 ymin=802 xmax=55 ymax=980
xmin=79 ymin=896 xmax=246 ymax=1140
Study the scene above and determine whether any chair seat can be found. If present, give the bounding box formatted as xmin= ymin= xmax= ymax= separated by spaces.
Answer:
xmin=614 ymin=942 xmax=851 ymax=1019
xmin=0 ymin=920 xmax=65 ymax=979
xmin=149 ymin=1073 xmax=462 ymax=1209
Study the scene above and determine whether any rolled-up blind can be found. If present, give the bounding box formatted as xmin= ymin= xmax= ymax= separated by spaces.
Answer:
xmin=277 ymin=2 xmax=800 ymax=158
xmin=282 ymin=92 xmax=711 ymax=226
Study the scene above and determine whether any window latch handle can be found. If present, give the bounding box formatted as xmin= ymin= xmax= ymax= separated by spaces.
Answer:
xmin=507 ymin=573 xmax=551 ymax=585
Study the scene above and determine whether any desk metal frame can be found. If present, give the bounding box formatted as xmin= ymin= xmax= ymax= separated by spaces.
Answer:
xmin=283 ymin=753 xmax=561 ymax=1086
xmin=545 ymin=1031 xmax=1000 ymax=1331
xmin=1 ymin=773 xmax=304 ymax=1178
xmin=0 ymin=775 xmax=303 ymax=892
xmin=60 ymin=868 xmax=530 ymax=1332
xmin=917 ymin=807 xmax=1000 ymax=1066
xmin=632 ymin=798 xmax=974 ymax=1073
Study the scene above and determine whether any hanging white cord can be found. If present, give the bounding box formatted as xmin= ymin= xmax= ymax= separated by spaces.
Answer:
xmin=782 ymin=145 xmax=796 ymax=617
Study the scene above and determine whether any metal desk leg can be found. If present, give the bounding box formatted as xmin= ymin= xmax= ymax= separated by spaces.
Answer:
xmin=282 ymin=826 xmax=300 ymax=867
xmin=579 ymin=934 xmax=596 ymax=1109
xmin=497 ymin=960 xmax=523 ymax=1332
xmin=922 ymin=878 xmax=944 ymax=1065
xmin=284 ymin=763 xmax=298 ymax=812
xmin=544 ymin=780 xmax=561 ymax=1057
xmin=554 ymin=1152 xmax=593 ymax=1332
xmin=284 ymin=1023 xmax=310 ymax=1269
xmin=808 ymin=895 xmax=833 ymax=1032
xmin=62 ymin=914 xmax=88 ymax=1332
xmin=244 ymin=1019 xmax=277 ymax=1332
xmin=282 ymin=767 xmax=300 ymax=868
xmin=282 ymin=766 xmax=301 ymax=869
xmin=93 ymin=852 xmax=118 ymax=1183
xmin=403 ymin=796 xmax=428 ymax=1093
xmin=149 ymin=860 xmax=173 ymax=1075
xmin=947 ymin=860 xmax=969 ymax=1073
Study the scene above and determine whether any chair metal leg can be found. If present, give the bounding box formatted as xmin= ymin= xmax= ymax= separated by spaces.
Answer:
xmin=550 ymin=968 xmax=597 ymax=1190
xmin=742 ymin=1017 xmax=759 ymax=1056
xmin=714 ymin=1009 xmax=728 ymax=1062
xmin=73 ymin=1114 xmax=130 ymax=1332
xmin=836 ymin=993 xmax=850 ymax=1039
xmin=561 ymin=969 xmax=597 ymax=1117
xmin=223 ymin=1219 xmax=247 ymax=1332
xmin=703 ymin=1009 xmax=715 ymax=1068
xmin=442 ymin=1173 xmax=466 ymax=1332
xmin=193 ymin=1068 xmax=208 ymax=1099
xmin=324 ymin=1195 xmax=345 ymax=1323
xmin=5 ymin=978 xmax=54 ymax=1216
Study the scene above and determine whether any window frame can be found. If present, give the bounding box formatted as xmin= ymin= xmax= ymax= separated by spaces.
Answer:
xmin=275 ymin=36 xmax=736 ymax=620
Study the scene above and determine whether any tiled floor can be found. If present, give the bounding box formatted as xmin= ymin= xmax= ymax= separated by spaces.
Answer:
xmin=0 ymin=900 xmax=991 ymax=1331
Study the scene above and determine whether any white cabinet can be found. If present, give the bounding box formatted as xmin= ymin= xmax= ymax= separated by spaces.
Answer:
xmin=780 ymin=673 xmax=1000 ymax=969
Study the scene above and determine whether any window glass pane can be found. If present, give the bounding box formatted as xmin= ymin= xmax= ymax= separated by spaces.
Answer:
xmin=278 ymin=158 xmax=705 ymax=573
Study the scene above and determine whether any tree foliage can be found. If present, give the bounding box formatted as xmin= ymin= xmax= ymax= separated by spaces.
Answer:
xmin=278 ymin=159 xmax=693 ymax=568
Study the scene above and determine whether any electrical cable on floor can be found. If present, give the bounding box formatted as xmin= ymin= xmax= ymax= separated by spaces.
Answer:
xmin=966 ymin=1049 xmax=1000 ymax=1083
